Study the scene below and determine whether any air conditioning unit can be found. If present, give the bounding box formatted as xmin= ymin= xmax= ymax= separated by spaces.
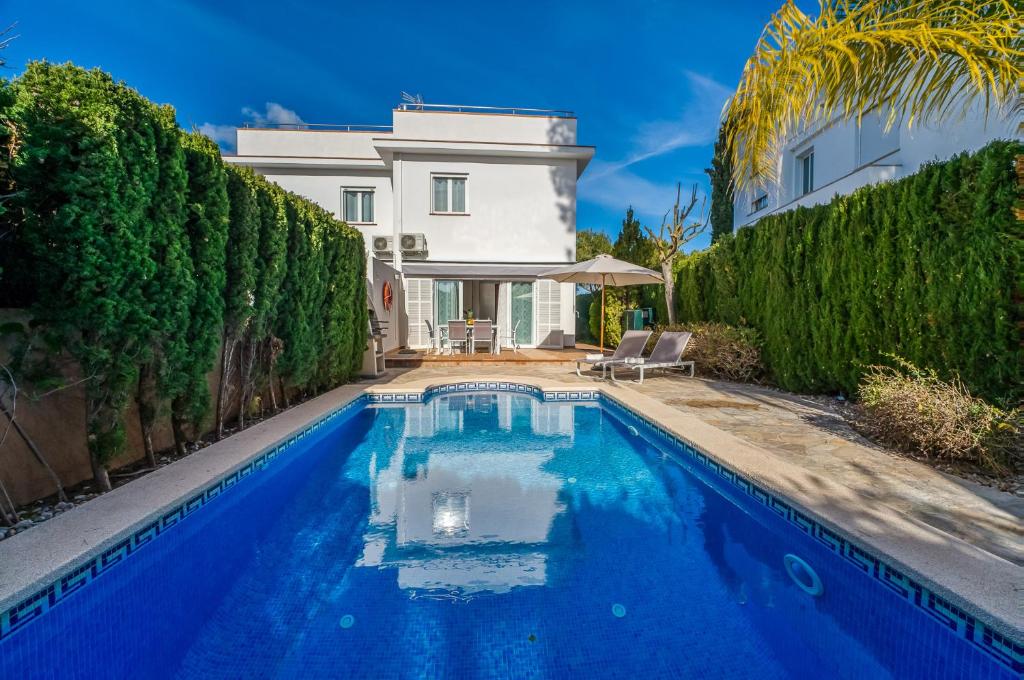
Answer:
xmin=399 ymin=233 xmax=427 ymax=253
xmin=371 ymin=235 xmax=393 ymax=254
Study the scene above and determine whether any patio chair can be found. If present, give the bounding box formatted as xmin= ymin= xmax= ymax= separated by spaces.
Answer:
xmin=575 ymin=329 xmax=651 ymax=379
xmin=471 ymin=319 xmax=494 ymax=354
xmin=447 ymin=320 xmax=468 ymax=354
xmin=610 ymin=331 xmax=694 ymax=384
xmin=499 ymin=319 xmax=521 ymax=353
xmin=424 ymin=319 xmax=447 ymax=355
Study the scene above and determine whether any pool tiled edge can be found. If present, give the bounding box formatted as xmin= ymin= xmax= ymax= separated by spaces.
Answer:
xmin=369 ymin=379 xmax=1023 ymax=674
xmin=1 ymin=378 xmax=1021 ymax=676
xmin=596 ymin=390 xmax=1024 ymax=674
xmin=0 ymin=387 xmax=369 ymax=642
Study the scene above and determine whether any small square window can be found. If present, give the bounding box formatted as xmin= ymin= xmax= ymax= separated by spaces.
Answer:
xmin=431 ymin=175 xmax=467 ymax=214
xmin=752 ymin=194 xmax=768 ymax=213
xmin=342 ymin=188 xmax=374 ymax=223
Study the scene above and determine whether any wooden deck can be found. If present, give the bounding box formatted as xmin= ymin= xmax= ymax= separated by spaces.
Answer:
xmin=385 ymin=345 xmax=598 ymax=367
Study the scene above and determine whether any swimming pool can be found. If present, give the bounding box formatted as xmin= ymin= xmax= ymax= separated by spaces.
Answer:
xmin=1 ymin=388 xmax=1020 ymax=678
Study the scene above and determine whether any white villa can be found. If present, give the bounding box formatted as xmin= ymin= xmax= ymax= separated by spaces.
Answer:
xmin=225 ymin=103 xmax=594 ymax=356
xmin=733 ymin=104 xmax=1019 ymax=230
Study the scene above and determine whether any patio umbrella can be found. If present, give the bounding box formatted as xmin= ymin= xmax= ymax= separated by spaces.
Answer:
xmin=538 ymin=254 xmax=663 ymax=353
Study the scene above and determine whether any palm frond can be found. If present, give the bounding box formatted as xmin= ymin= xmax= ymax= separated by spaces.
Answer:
xmin=725 ymin=0 xmax=1023 ymax=190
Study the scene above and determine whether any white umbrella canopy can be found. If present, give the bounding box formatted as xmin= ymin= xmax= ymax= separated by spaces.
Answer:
xmin=539 ymin=254 xmax=663 ymax=352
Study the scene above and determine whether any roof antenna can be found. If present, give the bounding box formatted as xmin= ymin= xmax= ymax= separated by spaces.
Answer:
xmin=401 ymin=91 xmax=425 ymax=109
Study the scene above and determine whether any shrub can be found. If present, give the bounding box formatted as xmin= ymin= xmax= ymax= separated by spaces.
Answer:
xmin=649 ymin=322 xmax=764 ymax=383
xmin=674 ymin=141 xmax=1023 ymax=404
xmin=1 ymin=62 xmax=367 ymax=491
xmin=588 ymin=291 xmax=625 ymax=348
xmin=857 ymin=358 xmax=1022 ymax=473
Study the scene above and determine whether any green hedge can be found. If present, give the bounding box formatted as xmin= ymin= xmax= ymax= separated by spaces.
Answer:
xmin=675 ymin=141 xmax=1023 ymax=404
xmin=0 ymin=62 xmax=367 ymax=487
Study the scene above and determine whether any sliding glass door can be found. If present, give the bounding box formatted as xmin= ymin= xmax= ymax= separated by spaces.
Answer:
xmin=510 ymin=282 xmax=533 ymax=345
xmin=434 ymin=280 xmax=462 ymax=328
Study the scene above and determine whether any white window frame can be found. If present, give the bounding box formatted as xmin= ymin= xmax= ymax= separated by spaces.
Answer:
xmin=342 ymin=187 xmax=375 ymax=224
xmin=796 ymin=148 xmax=815 ymax=197
xmin=430 ymin=174 xmax=468 ymax=215
xmin=751 ymin=194 xmax=768 ymax=214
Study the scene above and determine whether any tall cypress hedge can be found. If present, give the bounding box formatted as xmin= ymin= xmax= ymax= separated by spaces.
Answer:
xmin=217 ymin=164 xmax=261 ymax=436
xmin=171 ymin=131 xmax=229 ymax=448
xmin=7 ymin=64 xmax=158 ymax=489
xmin=135 ymin=102 xmax=195 ymax=467
xmin=675 ymin=141 xmax=1023 ymax=404
xmin=0 ymin=62 xmax=368 ymax=490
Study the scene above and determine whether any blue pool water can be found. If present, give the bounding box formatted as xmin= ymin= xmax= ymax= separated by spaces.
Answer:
xmin=1 ymin=392 xmax=1017 ymax=679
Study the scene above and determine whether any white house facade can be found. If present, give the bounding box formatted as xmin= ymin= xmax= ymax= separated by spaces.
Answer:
xmin=225 ymin=103 xmax=593 ymax=352
xmin=733 ymin=103 xmax=1019 ymax=230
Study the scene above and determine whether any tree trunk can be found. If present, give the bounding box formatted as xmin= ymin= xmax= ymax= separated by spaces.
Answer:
xmin=136 ymin=365 xmax=157 ymax=468
xmin=267 ymin=362 xmax=279 ymax=412
xmin=0 ymin=476 xmax=21 ymax=525
xmin=170 ymin=410 xmax=188 ymax=457
xmin=661 ymin=257 xmax=677 ymax=325
xmin=215 ymin=332 xmax=233 ymax=440
xmin=0 ymin=396 xmax=68 ymax=502
xmin=237 ymin=344 xmax=246 ymax=431
xmin=90 ymin=452 xmax=112 ymax=493
xmin=279 ymin=376 xmax=290 ymax=408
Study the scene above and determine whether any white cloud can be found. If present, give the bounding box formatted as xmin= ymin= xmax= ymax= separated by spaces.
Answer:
xmin=629 ymin=72 xmax=732 ymax=163
xmin=197 ymin=122 xmax=237 ymax=148
xmin=579 ymin=161 xmax=705 ymax=222
xmin=587 ymin=71 xmax=732 ymax=182
xmin=240 ymin=102 xmax=305 ymax=127
xmin=579 ymin=71 xmax=728 ymax=220
xmin=199 ymin=101 xmax=306 ymax=151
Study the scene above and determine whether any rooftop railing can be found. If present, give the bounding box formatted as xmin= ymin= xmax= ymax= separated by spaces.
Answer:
xmin=395 ymin=103 xmax=574 ymax=117
xmin=240 ymin=122 xmax=394 ymax=132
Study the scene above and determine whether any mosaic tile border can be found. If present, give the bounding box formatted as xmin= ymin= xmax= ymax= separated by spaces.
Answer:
xmin=597 ymin=392 xmax=1024 ymax=675
xmin=366 ymin=381 xmax=599 ymax=403
xmin=1 ymin=382 xmax=1019 ymax=675
xmin=0 ymin=393 xmax=369 ymax=642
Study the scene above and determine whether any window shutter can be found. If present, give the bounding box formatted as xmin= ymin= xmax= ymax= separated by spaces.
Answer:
xmin=405 ymin=278 xmax=434 ymax=348
xmin=535 ymin=280 xmax=562 ymax=348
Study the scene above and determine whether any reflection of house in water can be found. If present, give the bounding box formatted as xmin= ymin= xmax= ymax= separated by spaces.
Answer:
xmin=357 ymin=394 xmax=575 ymax=596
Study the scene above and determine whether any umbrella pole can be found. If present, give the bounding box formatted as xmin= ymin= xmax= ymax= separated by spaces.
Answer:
xmin=599 ymin=274 xmax=606 ymax=353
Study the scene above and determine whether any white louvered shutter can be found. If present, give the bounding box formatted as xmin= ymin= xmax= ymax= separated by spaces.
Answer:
xmin=405 ymin=278 xmax=434 ymax=348
xmin=535 ymin=280 xmax=562 ymax=348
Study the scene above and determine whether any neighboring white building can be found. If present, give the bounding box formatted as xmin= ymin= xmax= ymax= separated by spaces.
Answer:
xmin=733 ymin=104 xmax=1019 ymax=230
xmin=225 ymin=103 xmax=594 ymax=351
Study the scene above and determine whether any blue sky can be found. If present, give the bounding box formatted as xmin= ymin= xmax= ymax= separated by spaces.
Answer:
xmin=4 ymin=0 xmax=804 ymax=250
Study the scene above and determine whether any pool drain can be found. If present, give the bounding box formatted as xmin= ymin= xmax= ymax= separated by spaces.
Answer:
xmin=611 ymin=603 xmax=627 ymax=618
xmin=339 ymin=614 xmax=356 ymax=629
xmin=567 ymin=477 xmax=577 ymax=484
xmin=783 ymin=554 xmax=823 ymax=597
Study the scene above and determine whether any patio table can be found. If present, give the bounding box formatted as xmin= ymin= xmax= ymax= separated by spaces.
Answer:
xmin=441 ymin=323 xmax=500 ymax=354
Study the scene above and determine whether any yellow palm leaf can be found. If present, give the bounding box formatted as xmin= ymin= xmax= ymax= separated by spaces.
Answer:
xmin=725 ymin=0 xmax=1023 ymax=191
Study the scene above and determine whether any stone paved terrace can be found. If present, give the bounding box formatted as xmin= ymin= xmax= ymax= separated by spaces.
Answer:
xmin=365 ymin=362 xmax=1024 ymax=567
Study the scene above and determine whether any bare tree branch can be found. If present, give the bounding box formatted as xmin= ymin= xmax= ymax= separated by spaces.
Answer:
xmin=644 ymin=182 xmax=708 ymax=324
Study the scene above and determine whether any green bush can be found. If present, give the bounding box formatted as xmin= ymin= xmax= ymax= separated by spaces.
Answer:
xmin=0 ymin=62 xmax=367 ymax=488
xmin=675 ymin=141 xmax=1023 ymax=403
xmin=649 ymin=323 xmax=764 ymax=383
xmin=7 ymin=63 xmax=162 ymax=486
xmin=171 ymin=131 xmax=230 ymax=439
xmin=588 ymin=291 xmax=625 ymax=348
xmin=858 ymin=358 xmax=1021 ymax=473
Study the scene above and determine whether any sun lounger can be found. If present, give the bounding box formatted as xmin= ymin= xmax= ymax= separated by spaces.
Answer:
xmin=609 ymin=331 xmax=693 ymax=384
xmin=575 ymin=330 xmax=652 ymax=378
